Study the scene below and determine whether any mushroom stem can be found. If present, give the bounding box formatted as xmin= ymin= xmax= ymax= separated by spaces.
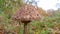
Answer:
xmin=24 ymin=23 xmax=28 ymax=34
xmin=22 ymin=21 xmax=30 ymax=34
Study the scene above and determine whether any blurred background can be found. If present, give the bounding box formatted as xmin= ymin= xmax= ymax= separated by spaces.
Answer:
xmin=0 ymin=0 xmax=60 ymax=34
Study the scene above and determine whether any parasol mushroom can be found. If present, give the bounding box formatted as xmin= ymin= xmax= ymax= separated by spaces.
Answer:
xmin=12 ymin=4 xmax=42 ymax=34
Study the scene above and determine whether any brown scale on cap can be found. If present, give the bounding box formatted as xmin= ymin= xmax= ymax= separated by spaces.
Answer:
xmin=12 ymin=4 xmax=42 ymax=34
xmin=12 ymin=4 xmax=41 ymax=22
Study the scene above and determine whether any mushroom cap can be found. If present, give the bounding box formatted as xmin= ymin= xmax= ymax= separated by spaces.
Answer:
xmin=12 ymin=4 xmax=41 ymax=22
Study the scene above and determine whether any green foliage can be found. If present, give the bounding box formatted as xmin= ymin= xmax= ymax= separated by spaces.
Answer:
xmin=39 ymin=29 xmax=50 ymax=34
xmin=0 ymin=0 xmax=23 ymax=19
